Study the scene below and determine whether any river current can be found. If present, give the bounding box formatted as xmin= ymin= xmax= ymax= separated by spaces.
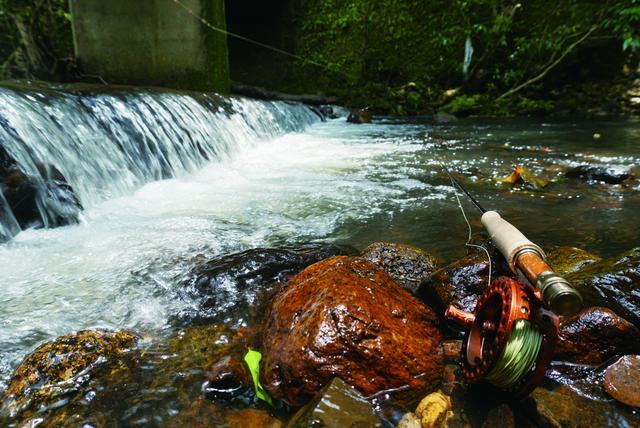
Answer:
xmin=0 ymin=84 xmax=639 ymax=394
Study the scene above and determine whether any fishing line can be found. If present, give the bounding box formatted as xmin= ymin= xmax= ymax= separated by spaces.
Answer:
xmin=485 ymin=319 xmax=543 ymax=388
xmin=431 ymin=140 xmax=492 ymax=289
xmin=172 ymin=0 xmax=348 ymax=77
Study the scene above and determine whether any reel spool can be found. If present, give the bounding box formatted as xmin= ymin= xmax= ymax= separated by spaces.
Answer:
xmin=445 ymin=276 xmax=559 ymax=396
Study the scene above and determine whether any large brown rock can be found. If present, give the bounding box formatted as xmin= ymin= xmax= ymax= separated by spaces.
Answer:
xmin=362 ymin=242 xmax=439 ymax=294
xmin=260 ymin=256 xmax=443 ymax=407
xmin=554 ymin=307 xmax=640 ymax=364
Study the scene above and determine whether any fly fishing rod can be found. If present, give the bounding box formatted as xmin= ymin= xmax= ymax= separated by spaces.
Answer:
xmin=441 ymin=168 xmax=583 ymax=396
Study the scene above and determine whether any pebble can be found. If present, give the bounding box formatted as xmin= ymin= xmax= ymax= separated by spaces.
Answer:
xmin=604 ymin=355 xmax=640 ymax=408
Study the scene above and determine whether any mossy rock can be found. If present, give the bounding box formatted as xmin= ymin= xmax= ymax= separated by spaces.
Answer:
xmin=0 ymin=329 xmax=139 ymax=424
xmin=361 ymin=242 xmax=439 ymax=294
xmin=545 ymin=246 xmax=602 ymax=277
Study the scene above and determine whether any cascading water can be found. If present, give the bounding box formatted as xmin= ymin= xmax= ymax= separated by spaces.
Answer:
xmin=0 ymin=84 xmax=320 ymax=240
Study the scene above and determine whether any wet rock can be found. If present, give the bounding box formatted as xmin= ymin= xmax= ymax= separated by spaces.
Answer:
xmin=434 ymin=111 xmax=458 ymax=123
xmin=482 ymin=404 xmax=515 ymax=428
xmin=0 ymin=329 xmax=138 ymax=423
xmin=442 ymin=340 xmax=463 ymax=362
xmin=521 ymin=386 xmax=640 ymax=428
xmin=545 ymin=246 xmax=602 ymax=276
xmin=565 ymin=166 xmax=631 ymax=184
xmin=415 ymin=390 xmax=452 ymax=428
xmin=227 ymin=408 xmax=283 ymax=428
xmin=422 ymin=247 xmax=511 ymax=313
xmin=0 ymin=163 xmax=82 ymax=232
xmin=347 ymin=108 xmax=372 ymax=124
xmin=362 ymin=242 xmax=439 ymax=294
xmin=261 ymin=256 xmax=443 ymax=407
xmin=318 ymin=104 xmax=349 ymax=119
xmin=175 ymin=244 xmax=356 ymax=327
xmin=566 ymin=248 xmax=640 ymax=327
xmin=203 ymin=355 xmax=253 ymax=401
xmin=287 ymin=378 xmax=383 ymax=427
xmin=604 ymin=355 xmax=640 ymax=408
xmin=440 ymin=364 xmax=464 ymax=396
xmin=554 ymin=307 xmax=640 ymax=364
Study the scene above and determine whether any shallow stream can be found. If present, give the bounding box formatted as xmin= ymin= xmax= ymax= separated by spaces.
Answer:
xmin=0 ymin=84 xmax=639 ymax=423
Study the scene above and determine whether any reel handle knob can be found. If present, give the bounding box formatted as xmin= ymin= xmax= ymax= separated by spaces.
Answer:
xmin=445 ymin=305 xmax=475 ymax=327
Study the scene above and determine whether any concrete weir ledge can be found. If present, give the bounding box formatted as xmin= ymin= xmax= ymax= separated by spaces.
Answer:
xmin=69 ymin=0 xmax=230 ymax=93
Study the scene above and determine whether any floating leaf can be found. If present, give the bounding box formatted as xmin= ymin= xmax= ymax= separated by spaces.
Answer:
xmin=498 ymin=165 xmax=549 ymax=189
xmin=244 ymin=349 xmax=274 ymax=406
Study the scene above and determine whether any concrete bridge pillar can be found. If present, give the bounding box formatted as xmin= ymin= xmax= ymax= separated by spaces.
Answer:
xmin=69 ymin=0 xmax=229 ymax=93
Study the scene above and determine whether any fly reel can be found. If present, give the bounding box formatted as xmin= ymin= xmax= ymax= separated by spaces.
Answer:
xmin=445 ymin=276 xmax=559 ymax=396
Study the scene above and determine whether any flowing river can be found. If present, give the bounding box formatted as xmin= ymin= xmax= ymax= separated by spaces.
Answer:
xmin=0 ymin=83 xmax=639 ymax=420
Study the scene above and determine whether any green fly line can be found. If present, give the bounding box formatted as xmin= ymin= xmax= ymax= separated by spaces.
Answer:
xmin=485 ymin=319 xmax=543 ymax=388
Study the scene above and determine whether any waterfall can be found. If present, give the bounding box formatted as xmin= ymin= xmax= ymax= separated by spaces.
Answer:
xmin=0 ymin=84 xmax=321 ymax=241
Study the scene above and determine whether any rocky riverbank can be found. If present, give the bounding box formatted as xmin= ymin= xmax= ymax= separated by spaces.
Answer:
xmin=1 ymin=241 xmax=639 ymax=427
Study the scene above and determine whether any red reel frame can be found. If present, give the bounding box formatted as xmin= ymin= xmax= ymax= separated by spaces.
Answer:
xmin=446 ymin=276 xmax=559 ymax=396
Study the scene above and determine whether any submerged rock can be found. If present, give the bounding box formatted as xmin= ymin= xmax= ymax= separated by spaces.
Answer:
xmin=261 ymin=256 xmax=443 ymax=407
xmin=554 ymin=307 xmax=640 ymax=365
xmin=362 ymin=242 xmax=439 ymax=294
xmin=545 ymin=246 xmax=602 ymax=276
xmin=287 ymin=377 xmax=383 ymax=428
xmin=318 ymin=104 xmax=349 ymax=119
xmin=347 ymin=108 xmax=372 ymax=124
xmin=175 ymin=244 xmax=355 ymax=326
xmin=565 ymin=166 xmax=631 ymax=184
xmin=0 ymin=329 xmax=138 ymax=424
xmin=566 ymin=247 xmax=640 ymax=327
xmin=603 ymin=355 xmax=640 ymax=408
xmin=521 ymin=386 xmax=639 ymax=428
xmin=166 ymin=398 xmax=282 ymax=428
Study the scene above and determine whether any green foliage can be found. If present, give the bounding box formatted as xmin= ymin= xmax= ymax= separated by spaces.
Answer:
xmin=289 ymin=0 xmax=639 ymax=114
xmin=243 ymin=349 xmax=273 ymax=406
xmin=443 ymin=94 xmax=481 ymax=116
xmin=0 ymin=0 xmax=73 ymax=79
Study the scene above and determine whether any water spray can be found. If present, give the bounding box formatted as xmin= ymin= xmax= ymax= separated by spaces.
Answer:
xmin=442 ymin=169 xmax=582 ymax=396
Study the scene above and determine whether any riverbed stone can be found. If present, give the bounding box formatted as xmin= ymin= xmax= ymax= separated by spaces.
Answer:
xmin=362 ymin=242 xmax=439 ymax=294
xmin=603 ymin=355 xmax=640 ymax=408
xmin=554 ymin=307 xmax=640 ymax=364
xmin=566 ymin=247 xmax=640 ymax=328
xmin=415 ymin=390 xmax=452 ymax=428
xmin=0 ymin=329 xmax=138 ymax=423
xmin=545 ymin=246 xmax=602 ymax=276
xmin=260 ymin=256 xmax=443 ymax=407
xmin=422 ymin=247 xmax=512 ymax=313
xmin=175 ymin=244 xmax=356 ymax=327
xmin=287 ymin=377 xmax=383 ymax=428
